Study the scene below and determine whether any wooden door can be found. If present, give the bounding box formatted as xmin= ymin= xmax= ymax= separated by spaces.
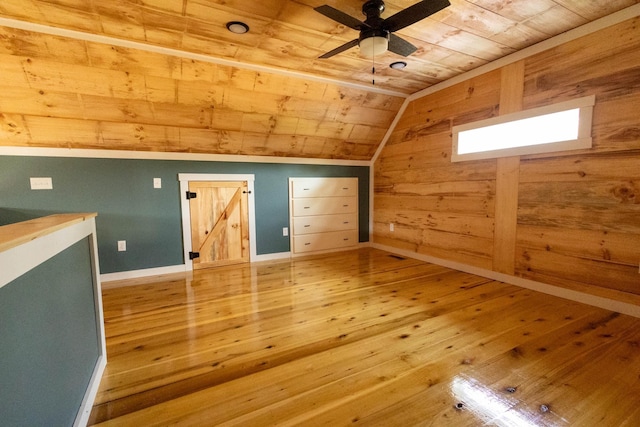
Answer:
xmin=188 ymin=181 xmax=249 ymax=269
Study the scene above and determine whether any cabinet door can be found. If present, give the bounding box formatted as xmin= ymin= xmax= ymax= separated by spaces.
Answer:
xmin=292 ymin=197 xmax=357 ymax=216
xmin=291 ymin=177 xmax=357 ymax=198
xmin=292 ymin=213 xmax=357 ymax=235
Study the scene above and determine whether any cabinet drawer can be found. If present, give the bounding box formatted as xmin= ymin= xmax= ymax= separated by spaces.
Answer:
xmin=292 ymin=197 xmax=357 ymax=216
xmin=292 ymin=213 xmax=357 ymax=235
xmin=291 ymin=177 xmax=357 ymax=198
xmin=293 ymin=230 xmax=358 ymax=253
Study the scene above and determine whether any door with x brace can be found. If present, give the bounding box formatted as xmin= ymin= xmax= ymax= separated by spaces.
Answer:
xmin=188 ymin=181 xmax=249 ymax=269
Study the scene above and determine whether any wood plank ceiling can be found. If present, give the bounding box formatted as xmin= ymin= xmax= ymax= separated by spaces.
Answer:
xmin=0 ymin=0 xmax=638 ymax=159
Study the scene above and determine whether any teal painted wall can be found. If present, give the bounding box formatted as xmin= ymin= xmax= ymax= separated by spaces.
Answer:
xmin=0 ymin=237 xmax=99 ymax=426
xmin=0 ymin=156 xmax=369 ymax=273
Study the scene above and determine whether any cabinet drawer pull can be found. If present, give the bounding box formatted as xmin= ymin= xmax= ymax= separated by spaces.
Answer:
xmin=342 ymin=187 xmax=349 ymax=190
xmin=343 ymin=221 xmax=349 ymax=224
xmin=305 ymin=242 xmax=311 ymax=246
xmin=343 ymin=238 xmax=349 ymax=241
xmin=303 ymin=188 xmax=310 ymax=191
xmin=304 ymin=224 xmax=311 ymax=227
xmin=303 ymin=206 xmax=310 ymax=209
xmin=343 ymin=204 xmax=349 ymax=207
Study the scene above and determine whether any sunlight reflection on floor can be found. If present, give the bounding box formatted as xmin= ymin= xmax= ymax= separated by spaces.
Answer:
xmin=451 ymin=375 xmax=569 ymax=427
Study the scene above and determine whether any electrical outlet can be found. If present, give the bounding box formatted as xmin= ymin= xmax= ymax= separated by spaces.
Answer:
xmin=117 ymin=240 xmax=127 ymax=252
xmin=30 ymin=177 xmax=53 ymax=190
xmin=283 ymin=227 xmax=289 ymax=237
xmin=153 ymin=178 xmax=162 ymax=189
xmin=389 ymin=223 xmax=394 ymax=232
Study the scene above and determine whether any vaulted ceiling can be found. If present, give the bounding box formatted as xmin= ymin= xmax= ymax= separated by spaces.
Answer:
xmin=0 ymin=1 xmax=638 ymax=160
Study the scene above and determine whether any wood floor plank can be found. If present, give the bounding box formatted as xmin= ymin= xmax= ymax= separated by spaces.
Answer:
xmin=244 ymin=299 xmax=605 ymax=426
xmin=352 ymin=310 xmax=630 ymax=426
xmin=89 ymin=248 xmax=640 ymax=426
xmin=94 ymin=287 xmax=528 ymax=425
xmin=94 ymin=273 xmax=502 ymax=413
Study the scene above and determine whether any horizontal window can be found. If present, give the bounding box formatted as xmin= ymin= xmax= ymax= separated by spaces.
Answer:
xmin=452 ymin=95 xmax=595 ymax=162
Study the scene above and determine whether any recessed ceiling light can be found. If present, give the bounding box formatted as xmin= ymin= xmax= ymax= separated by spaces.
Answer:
xmin=390 ymin=61 xmax=407 ymax=70
xmin=226 ymin=21 xmax=249 ymax=34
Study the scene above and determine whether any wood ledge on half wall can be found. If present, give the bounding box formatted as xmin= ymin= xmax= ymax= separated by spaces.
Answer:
xmin=0 ymin=213 xmax=97 ymax=252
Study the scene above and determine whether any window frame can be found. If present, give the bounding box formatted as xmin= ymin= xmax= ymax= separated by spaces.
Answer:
xmin=451 ymin=95 xmax=595 ymax=162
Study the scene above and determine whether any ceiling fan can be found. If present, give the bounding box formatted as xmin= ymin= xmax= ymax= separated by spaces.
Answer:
xmin=315 ymin=0 xmax=450 ymax=59
xmin=315 ymin=0 xmax=451 ymax=58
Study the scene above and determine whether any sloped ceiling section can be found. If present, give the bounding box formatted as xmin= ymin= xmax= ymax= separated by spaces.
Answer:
xmin=0 ymin=0 xmax=638 ymax=160
xmin=0 ymin=25 xmax=404 ymax=160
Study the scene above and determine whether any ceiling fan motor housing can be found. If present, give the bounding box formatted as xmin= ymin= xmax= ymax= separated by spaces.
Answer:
xmin=363 ymin=0 xmax=386 ymax=23
xmin=359 ymin=0 xmax=389 ymax=57
xmin=359 ymin=28 xmax=390 ymax=43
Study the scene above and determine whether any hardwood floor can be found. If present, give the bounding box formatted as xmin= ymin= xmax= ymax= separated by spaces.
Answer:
xmin=89 ymin=248 xmax=640 ymax=426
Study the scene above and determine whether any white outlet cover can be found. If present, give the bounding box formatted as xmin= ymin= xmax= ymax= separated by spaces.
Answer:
xmin=30 ymin=177 xmax=53 ymax=190
xmin=153 ymin=178 xmax=162 ymax=188
xmin=117 ymin=240 xmax=126 ymax=251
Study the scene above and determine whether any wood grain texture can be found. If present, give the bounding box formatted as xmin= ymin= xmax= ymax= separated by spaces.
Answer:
xmin=0 ymin=27 xmax=403 ymax=160
xmin=492 ymin=60 xmax=524 ymax=274
xmin=0 ymin=212 xmax=96 ymax=252
xmin=493 ymin=157 xmax=520 ymax=274
xmin=0 ymin=0 xmax=633 ymax=93
xmin=0 ymin=2 xmax=637 ymax=159
xmin=189 ymin=181 xmax=250 ymax=269
xmin=375 ymin=17 xmax=640 ymax=304
xmin=374 ymin=69 xmax=501 ymax=270
xmin=516 ymin=18 xmax=640 ymax=296
xmin=89 ymin=248 xmax=640 ymax=425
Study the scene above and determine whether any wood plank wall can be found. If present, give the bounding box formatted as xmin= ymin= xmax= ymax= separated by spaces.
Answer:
xmin=374 ymin=17 xmax=640 ymax=303
xmin=0 ymin=26 xmax=404 ymax=160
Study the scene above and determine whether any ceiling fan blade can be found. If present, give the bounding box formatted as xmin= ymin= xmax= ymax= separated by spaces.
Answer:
xmin=382 ymin=0 xmax=450 ymax=33
xmin=314 ymin=5 xmax=368 ymax=30
xmin=388 ymin=34 xmax=417 ymax=57
xmin=318 ymin=39 xmax=359 ymax=59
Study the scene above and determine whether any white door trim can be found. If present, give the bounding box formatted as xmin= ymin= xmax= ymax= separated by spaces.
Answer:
xmin=178 ymin=173 xmax=257 ymax=271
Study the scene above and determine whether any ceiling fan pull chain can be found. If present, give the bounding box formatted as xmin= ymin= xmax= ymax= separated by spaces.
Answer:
xmin=372 ymin=54 xmax=376 ymax=85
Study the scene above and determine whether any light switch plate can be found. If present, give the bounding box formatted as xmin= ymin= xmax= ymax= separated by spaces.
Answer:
xmin=30 ymin=177 xmax=53 ymax=190
xmin=153 ymin=178 xmax=162 ymax=188
xmin=283 ymin=227 xmax=289 ymax=237
xmin=117 ymin=240 xmax=126 ymax=252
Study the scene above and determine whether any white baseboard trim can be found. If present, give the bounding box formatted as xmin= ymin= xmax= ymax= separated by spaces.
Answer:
xmin=97 ymin=242 xmax=364 ymax=281
xmin=256 ymin=242 xmax=370 ymax=261
xmin=372 ymin=243 xmax=640 ymax=318
xmin=101 ymin=264 xmax=186 ymax=283
xmin=99 ymin=253 xmax=296 ymax=282
xmin=253 ymin=252 xmax=292 ymax=262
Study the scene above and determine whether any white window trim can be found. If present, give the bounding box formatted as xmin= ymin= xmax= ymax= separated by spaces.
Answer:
xmin=451 ymin=95 xmax=595 ymax=162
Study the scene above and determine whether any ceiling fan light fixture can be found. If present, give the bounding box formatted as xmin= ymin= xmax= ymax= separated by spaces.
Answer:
xmin=226 ymin=21 xmax=249 ymax=34
xmin=359 ymin=36 xmax=388 ymax=58
xmin=390 ymin=61 xmax=407 ymax=69
xmin=314 ymin=0 xmax=450 ymax=59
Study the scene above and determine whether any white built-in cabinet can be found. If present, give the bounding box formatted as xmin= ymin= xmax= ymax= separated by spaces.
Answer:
xmin=289 ymin=177 xmax=359 ymax=255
